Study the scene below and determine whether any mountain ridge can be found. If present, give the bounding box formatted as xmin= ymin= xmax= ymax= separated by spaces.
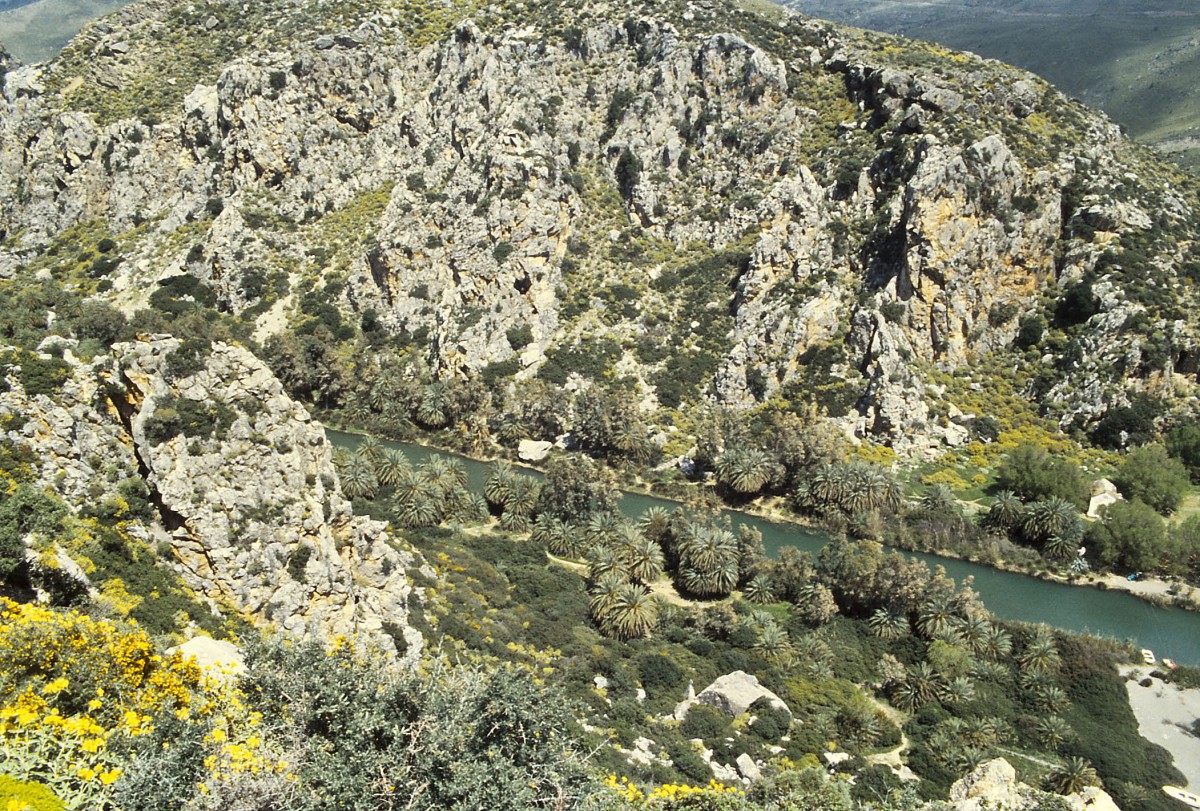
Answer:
xmin=2 ymin=0 xmax=1197 ymax=461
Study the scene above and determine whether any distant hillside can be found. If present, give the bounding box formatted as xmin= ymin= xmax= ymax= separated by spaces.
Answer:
xmin=780 ymin=0 xmax=1200 ymax=170
xmin=0 ymin=0 xmax=129 ymax=63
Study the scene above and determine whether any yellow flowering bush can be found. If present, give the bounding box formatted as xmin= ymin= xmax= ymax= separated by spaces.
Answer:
xmin=601 ymin=775 xmax=745 ymax=809
xmin=0 ymin=599 xmax=207 ymax=809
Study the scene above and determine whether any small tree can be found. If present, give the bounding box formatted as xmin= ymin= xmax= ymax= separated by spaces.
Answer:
xmin=1087 ymin=498 xmax=1170 ymax=572
xmin=995 ymin=445 xmax=1089 ymax=509
xmin=1113 ymin=444 xmax=1190 ymax=515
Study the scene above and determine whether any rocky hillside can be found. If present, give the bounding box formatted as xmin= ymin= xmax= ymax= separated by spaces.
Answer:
xmin=0 ymin=0 xmax=1198 ymax=459
xmin=0 ymin=333 xmax=422 ymax=655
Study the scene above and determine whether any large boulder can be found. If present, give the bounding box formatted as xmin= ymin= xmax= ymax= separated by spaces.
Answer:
xmin=675 ymin=670 xmax=789 ymax=719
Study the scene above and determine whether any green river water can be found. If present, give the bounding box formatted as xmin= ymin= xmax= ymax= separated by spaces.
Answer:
xmin=328 ymin=430 xmax=1200 ymax=667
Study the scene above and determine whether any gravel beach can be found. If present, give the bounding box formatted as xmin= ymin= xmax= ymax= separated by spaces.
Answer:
xmin=1123 ymin=665 xmax=1200 ymax=790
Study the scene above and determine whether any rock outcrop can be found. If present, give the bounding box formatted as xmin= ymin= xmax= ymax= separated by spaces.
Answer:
xmin=948 ymin=759 xmax=1120 ymax=811
xmin=0 ymin=0 xmax=1196 ymax=458
xmin=0 ymin=336 xmax=421 ymax=657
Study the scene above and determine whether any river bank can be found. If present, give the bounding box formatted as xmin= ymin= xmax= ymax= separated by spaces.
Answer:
xmin=322 ymin=419 xmax=1200 ymax=617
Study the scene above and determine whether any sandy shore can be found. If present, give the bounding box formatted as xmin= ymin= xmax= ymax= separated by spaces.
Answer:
xmin=1122 ymin=665 xmax=1200 ymax=790
xmin=1091 ymin=575 xmax=1200 ymax=610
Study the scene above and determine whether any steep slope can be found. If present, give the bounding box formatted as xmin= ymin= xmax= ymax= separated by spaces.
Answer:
xmin=0 ymin=334 xmax=422 ymax=654
xmin=0 ymin=0 xmax=1197 ymax=458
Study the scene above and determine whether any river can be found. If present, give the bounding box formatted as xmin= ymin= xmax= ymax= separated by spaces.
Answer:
xmin=328 ymin=430 xmax=1200 ymax=666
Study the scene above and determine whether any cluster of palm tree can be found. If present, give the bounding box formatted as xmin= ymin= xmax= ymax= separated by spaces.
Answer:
xmin=334 ymin=441 xmax=486 ymax=527
xmin=672 ymin=519 xmax=742 ymax=598
xmin=714 ymin=447 xmax=784 ymax=497
xmin=983 ymin=490 xmax=1085 ymax=562
xmin=483 ymin=462 xmax=541 ymax=532
xmin=920 ymin=715 xmax=1009 ymax=776
xmin=794 ymin=461 xmax=904 ymax=519
xmin=581 ymin=513 xmax=664 ymax=640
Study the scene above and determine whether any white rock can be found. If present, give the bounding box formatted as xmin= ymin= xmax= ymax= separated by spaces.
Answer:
xmin=518 ymin=439 xmax=553 ymax=462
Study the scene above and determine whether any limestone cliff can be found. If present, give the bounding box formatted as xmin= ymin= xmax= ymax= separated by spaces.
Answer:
xmin=0 ymin=0 xmax=1197 ymax=456
xmin=0 ymin=336 xmax=421 ymax=656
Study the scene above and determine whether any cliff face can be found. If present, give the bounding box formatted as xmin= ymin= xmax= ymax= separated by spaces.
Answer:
xmin=0 ymin=335 xmax=421 ymax=656
xmin=0 ymin=0 xmax=1197 ymax=455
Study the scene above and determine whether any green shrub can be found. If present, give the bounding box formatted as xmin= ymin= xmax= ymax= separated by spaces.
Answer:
xmin=1087 ymin=499 xmax=1171 ymax=572
xmin=240 ymin=638 xmax=596 ymax=810
xmin=287 ymin=545 xmax=313 ymax=583
xmin=748 ymin=696 xmax=792 ymax=741
xmin=680 ymin=703 xmax=731 ymax=742
xmin=505 ymin=325 xmax=534 ymax=350
xmin=1090 ymin=395 xmax=1161 ymax=450
xmin=3 ymin=350 xmax=71 ymax=397
xmin=0 ymin=484 xmax=67 ymax=584
xmin=493 ymin=242 xmax=516 ymax=263
xmin=636 ymin=652 xmax=684 ymax=694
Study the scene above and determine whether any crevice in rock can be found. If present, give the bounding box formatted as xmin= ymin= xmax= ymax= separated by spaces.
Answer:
xmin=107 ymin=370 xmax=188 ymax=533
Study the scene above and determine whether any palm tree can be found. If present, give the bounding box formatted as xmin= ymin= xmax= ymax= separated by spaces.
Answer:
xmin=502 ymin=475 xmax=540 ymax=517
xmin=606 ymin=583 xmax=657 ymax=640
xmin=917 ymin=484 xmax=959 ymax=521
xmin=743 ymin=574 xmax=775 ymax=605
xmin=956 ymin=615 xmax=993 ymax=656
xmin=621 ymin=535 xmax=664 ymax=585
xmin=678 ymin=566 xmax=713 ymax=597
xmin=709 ymin=554 xmax=740 ymax=596
xmin=498 ymin=510 xmax=531 ymax=534
xmin=415 ymin=382 xmax=450 ymax=428
xmin=680 ymin=524 xmax=737 ymax=573
xmin=397 ymin=490 xmax=442 ymax=527
xmin=638 ymin=507 xmax=673 ymax=546
xmin=585 ymin=511 xmax=625 ymax=550
xmin=484 ymin=462 xmax=515 ymax=509
xmin=338 ymin=453 xmax=378 ymax=500
xmin=589 ymin=572 xmax=628 ymax=620
xmin=944 ymin=676 xmax=976 ymax=704
xmin=358 ymin=435 xmax=382 ymax=462
xmin=916 ymin=596 xmax=957 ymax=640
xmin=1033 ymin=685 xmax=1071 ymax=715
xmin=422 ymin=455 xmax=467 ymax=494
xmin=493 ymin=414 xmax=524 ymax=447
xmin=1021 ymin=497 xmax=1082 ymax=548
xmin=983 ymin=490 xmax=1025 ymax=532
xmin=907 ymin=662 xmax=946 ymax=707
xmin=869 ymin=606 xmax=910 ymax=640
xmin=890 ymin=680 xmax=922 ymax=713
xmin=1019 ymin=630 xmax=1061 ymax=675
xmin=715 ymin=448 xmax=780 ymax=495
xmin=1036 ymin=715 xmax=1073 ymax=751
xmin=1043 ymin=533 xmax=1080 ymax=563
xmin=375 ymin=447 xmax=411 ymax=486
xmin=587 ymin=545 xmax=629 ymax=584
xmin=553 ymin=522 xmax=584 ymax=560
xmin=445 ymin=491 xmax=489 ymax=523
xmin=754 ymin=622 xmax=792 ymax=660
xmin=980 ymin=625 xmax=1013 ymax=660
xmin=393 ymin=469 xmax=443 ymax=526
xmin=1044 ymin=758 xmax=1100 ymax=796
xmin=612 ymin=422 xmax=652 ymax=464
